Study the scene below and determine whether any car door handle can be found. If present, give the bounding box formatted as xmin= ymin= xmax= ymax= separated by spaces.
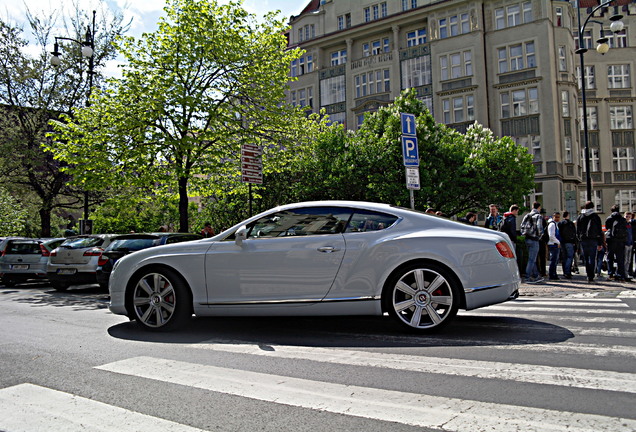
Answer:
xmin=317 ymin=246 xmax=341 ymax=253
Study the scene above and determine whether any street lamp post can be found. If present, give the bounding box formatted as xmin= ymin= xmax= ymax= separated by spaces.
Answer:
xmin=50 ymin=10 xmax=96 ymax=234
xmin=575 ymin=1 xmax=624 ymax=203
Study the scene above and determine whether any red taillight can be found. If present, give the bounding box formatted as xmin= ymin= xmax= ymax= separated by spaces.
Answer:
xmin=50 ymin=249 xmax=57 ymax=256
xmin=84 ymin=247 xmax=104 ymax=257
xmin=496 ymin=241 xmax=515 ymax=259
xmin=40 ymin=244 xmax=50 ymax=257
xmin=97 ymin=255 xmax=109 ymax=266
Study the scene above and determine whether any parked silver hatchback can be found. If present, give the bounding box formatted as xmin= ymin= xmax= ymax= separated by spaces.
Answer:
xmin=0 ymin=238 xmax=65 ymax=287
xmin=47 ymin=234 xmax=118 ymax=291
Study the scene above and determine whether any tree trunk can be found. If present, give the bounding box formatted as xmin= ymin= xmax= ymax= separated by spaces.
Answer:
xmin=39 ymin=207 xmax=52 ymax=238
xmin=178 ymin=176 xmax=189 ymax=233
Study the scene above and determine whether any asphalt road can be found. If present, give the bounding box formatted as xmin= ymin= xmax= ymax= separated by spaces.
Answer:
xmin=0 ymin=281 xmax=634 ymax=431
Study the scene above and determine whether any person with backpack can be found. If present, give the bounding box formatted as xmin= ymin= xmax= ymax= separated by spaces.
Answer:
xmin=547 ymin=212 xmax=561 ymax=280
xmin=605 ymin=204 xmax=631 ymax=282
xmin=576 ymin=201 xmax=604 ymax=282
xmin=521 ymin=201 xmax=544 ymax=283
xmin=557 ymin=211 xmax=577 ymax=279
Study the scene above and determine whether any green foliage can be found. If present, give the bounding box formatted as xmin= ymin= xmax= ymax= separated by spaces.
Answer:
xmin=47 ymin=0 xmax=303 ymax=232
xmin=0 ymin=188 xmax=27 ymax=236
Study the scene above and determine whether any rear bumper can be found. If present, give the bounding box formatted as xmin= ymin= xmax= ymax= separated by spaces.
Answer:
xmin=464 ymin=280 xmax=521 ymax=311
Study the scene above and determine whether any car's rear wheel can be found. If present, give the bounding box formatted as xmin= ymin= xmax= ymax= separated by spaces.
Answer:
xmin=51 ymin=281 xmax=69 ymax=292
xmin=131 ymin=268 xmax=192 ymax=331
xmin=384 ymin=263 xmax=460 ymax=332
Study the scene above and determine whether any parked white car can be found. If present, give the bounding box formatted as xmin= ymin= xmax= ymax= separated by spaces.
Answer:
xmin=0 ymin=238 xmax=65 ymax=287
xmin=109 ymin=201 xmax=520 ymax=332
xmin=47 ymin=234 xmax=118 ymax=291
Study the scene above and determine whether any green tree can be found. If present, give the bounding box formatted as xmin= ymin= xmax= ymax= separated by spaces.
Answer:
xmin=48 ymin=0 xmax=302 ymax=232
xmin=0 ymin=4 xmax=127 ymax=236
xmin=0 ymin=187 xmax=27 ymax=236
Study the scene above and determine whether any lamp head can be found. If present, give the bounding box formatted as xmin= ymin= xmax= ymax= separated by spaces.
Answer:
xmin=50 ymin=40 xmax=61 ymax=66
xmin=609 ymin=16 xmax=624 ymax=33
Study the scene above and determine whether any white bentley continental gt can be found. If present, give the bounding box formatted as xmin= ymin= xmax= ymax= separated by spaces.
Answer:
xmin=108 ymin=201 xmax=520 ymax=332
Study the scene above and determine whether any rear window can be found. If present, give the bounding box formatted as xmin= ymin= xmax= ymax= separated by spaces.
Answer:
xmin=60 ymin=237 xmax=105 ymax=249
xmin=5 ymin=241 xmax=42 ymax=255
xmin=108 ymin=238 xmax=157 ymax=251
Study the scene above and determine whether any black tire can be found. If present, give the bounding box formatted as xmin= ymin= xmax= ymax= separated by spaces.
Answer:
xmin=130 ymin=268 xmax=192 ymax=331
xmin=51 ymin=281 xmax=69 ymax=292
xmin=383 ymin=262 xmax=460 ymax=332
xmin=2 ymin=279 xmax=16 ymax=288
xmin=98 ymin=282 xmax=109 ymax=291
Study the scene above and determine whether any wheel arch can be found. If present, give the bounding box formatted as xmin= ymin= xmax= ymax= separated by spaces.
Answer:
xmin=380 ymin=258 xmax=466 ymax=313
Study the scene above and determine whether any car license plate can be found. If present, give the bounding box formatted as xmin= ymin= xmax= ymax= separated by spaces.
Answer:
xmin=11 ymin=264 xmax=29 ymax=270
xmin=57 ymin=268 xmax=77 ymax=275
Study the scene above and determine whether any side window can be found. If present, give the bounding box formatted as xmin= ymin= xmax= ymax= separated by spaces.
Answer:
xmin=248 ymin=207 xmax=352 ymax=238
xmin=346 ymin=210 xmax=399 ymax=232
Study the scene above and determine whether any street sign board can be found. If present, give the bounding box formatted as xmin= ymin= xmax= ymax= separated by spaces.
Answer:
xmin=400 ymin=113 xmax=416 ymax=136
xmin=406 ymin=167 xmax=420 ymax=190
xmin=401 ymin=135 xmax=419 ymax=166
xmin=241 ymin=144 xmax=263 ymax=184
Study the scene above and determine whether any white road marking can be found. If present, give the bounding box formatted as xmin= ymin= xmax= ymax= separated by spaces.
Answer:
xmin=481 ymin=306 xmax=633 ymax=314
xmin=511 ymin=300 xmax=626 ymax=307
xmin=462 ymin=311 xmax=636 ymax=324
xmin=0 ymin=383 xmax=206 ymax=432
xmin=97 ymin=356 xmax=636 ymax=432
xmin=189 ymin=342 xmax=636 ymax=393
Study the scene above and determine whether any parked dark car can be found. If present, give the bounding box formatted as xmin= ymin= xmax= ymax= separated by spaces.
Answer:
xmin=96 ymin=233 xmax=202 ymax=289
xmin=0 ymin=238 xmax=65 ymax=287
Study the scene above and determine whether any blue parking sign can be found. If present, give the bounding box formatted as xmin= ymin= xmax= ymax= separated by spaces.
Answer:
xmin=401 ymin=113 xmax=416 ymax=136
xmin=402 ymin=136 xmax=419 ymax=166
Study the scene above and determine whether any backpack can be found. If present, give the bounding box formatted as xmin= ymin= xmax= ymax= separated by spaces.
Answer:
xmin=558 ymin=219 xmax=577 ymax=243
xmin=520 ymin=213 xmax=539 ymax=239
xmin=611 ymin=216 xmax=628 ymax=240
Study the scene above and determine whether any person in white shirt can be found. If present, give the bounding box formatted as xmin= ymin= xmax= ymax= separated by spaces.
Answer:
xmin=547 ymin=212 xmax=561 ymax=280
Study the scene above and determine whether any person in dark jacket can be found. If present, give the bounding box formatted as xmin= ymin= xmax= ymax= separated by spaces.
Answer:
xmin=624 ymin=211 xmax=633 ymax=278
xmin=501 ymin=205 xmax=519 ymax=243
xmin=605 ymin=204 xmax=630 ymax=282
xmin=576 ymin=201 xmax=604 ymax=282
xmin=558 ymin=211 xmax=577 ymax=279
xmin=458 ymin=212 xmax=477 ymax=225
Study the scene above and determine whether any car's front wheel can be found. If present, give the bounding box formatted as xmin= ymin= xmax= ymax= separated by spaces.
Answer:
xmin=384 ymin=263 xmax=460 ymax=332
xmin=130 ymin=268 xmax=192 ymax=331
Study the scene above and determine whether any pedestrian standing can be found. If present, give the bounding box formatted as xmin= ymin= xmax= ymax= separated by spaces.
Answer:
xmin=547 ymin=212 xmax=561 ymax=280
xmin=576 ymin=201 xmax=604 ymax=282
xmin=537 ymin=211 xmax=548 ymax=278
xmin=484 ymin=204 xmax=503 ymax=230
xmin=521 ymin=202 xmax=544 ymax=284
xmin=605 ymin=204 xmax=630 ymax=282
xmin=501 ymin=205 xmax=521 ymax=272
xmin=624 ymin=211 xmax=633 ymax=278
xmin=557 ymin=211 xmax=577 ymax=279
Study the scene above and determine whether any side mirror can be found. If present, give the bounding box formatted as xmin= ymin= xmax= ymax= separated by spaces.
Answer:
xmin=235 ymin=225 xmax=248 ymax=246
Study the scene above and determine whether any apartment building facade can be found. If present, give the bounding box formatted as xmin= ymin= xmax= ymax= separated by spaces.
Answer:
xmin=285 ymin=0 xmax=636 ymax=219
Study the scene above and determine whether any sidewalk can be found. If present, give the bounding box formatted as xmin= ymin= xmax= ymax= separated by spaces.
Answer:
xmin=519 ymin=269 xmax=636 ymax=297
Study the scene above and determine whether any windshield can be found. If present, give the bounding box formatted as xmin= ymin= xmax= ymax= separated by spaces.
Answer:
xmin=108 ymin=238 xmax=157 ymax=251
xmin=60 ymin=236 xmax=104 ymax=249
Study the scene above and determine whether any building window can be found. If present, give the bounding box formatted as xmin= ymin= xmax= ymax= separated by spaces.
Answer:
xmin=331 ymin=49 xmax=347 ymax=66
xmin=579 ymin=106 xmax=598 ymax=130
xmin=401 ymin=56 xmax=431 ymax=88
xmin=610 ymin=28 xmax=628 ymax=48
xmin=616 ymin=189 xmax=636 ymax=211
xmin=440 ymin=50 xmax=472 ymax=80
xmin=364 ymin=3 xmax=386 ymax=22
xmin=364 ymin=37 xmax=390 ymax=57
xmin=337 ymin=14 xmax=351 ymax=30
xmin=407 ymin=28 xmax=426 ymax=47
xmin=565 ymin=137 xmax=573 ymax=163
xmin=497 ymin=41 xmax=535 ymax=73
xmin=495 ymin=2 xmax=533 ymax=30
xmin=516 ymin=136 xmax=542 ymax=162
xmin=561 ymin=90 xmax=570 ymax=117
xmin=355 ymin=69 xmax=390 ymax=98
xmin=581 ymin=190 xmax=603 ymax=212
xmin=610 ymin=106 xmax=633 ymax=130
xmin=555 ymin=7 xmax=563 ymax=27
xmin=559 ymin=46 xmax=567 ymax=71
xmin=298 ymin=24 xmax=315 ymax=42
xmin=500 ymin=87 xmax=538 ymax=118
xmin=582 ymin=148 xmax=600 ymax=172
xmin=576 ymin=65 xmax=596 ymax=89
xmin=439 ymin=13 xmax=469 ymax=39
xmin=320 ymin=75 xmax=346 ymax=106
xmin=608 ymin=64 xmax=631 ymax=89
xmin=294 ymin=87 xmax=313 ymax=109
xmin=613 ymin=148 xmax=635 ymax=171
xmin=327 ymin=112 xmax=346 ymax=127
xmin=292 ymin=55 xmax=313 ymax=77
xmin=442 ymin=94 xmax=475 ymax=124
xmin=402 ymin=0 xmax=417 ymax=11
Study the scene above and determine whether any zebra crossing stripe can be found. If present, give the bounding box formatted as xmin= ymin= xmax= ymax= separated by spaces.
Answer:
xmin=507 ymin=300 xmax=626 ymax=307
xmin=482 ymin=306 xmax=634 ymax=314
xmin=188 ymin=341 xmax=636 ymax=394
xmin=461 ymin=311 xmax=636 ymax=325
xmin=97 ymin=356 xmax=636 ymax=432
xmin=0 ymin=383 xmax=206 ymax=432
